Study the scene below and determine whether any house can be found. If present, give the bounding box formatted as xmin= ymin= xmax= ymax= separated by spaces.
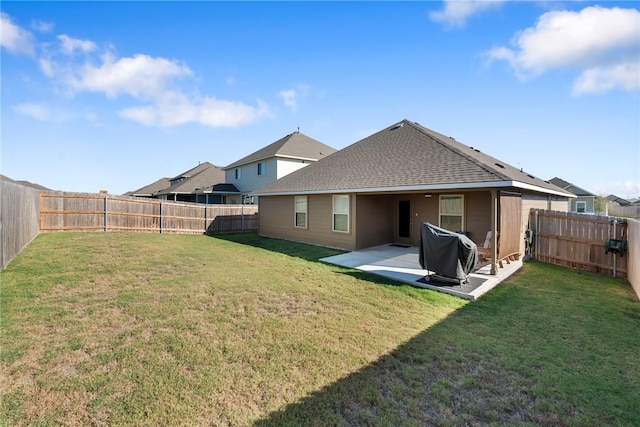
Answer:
xmin=606 ymin=194 xmax=640 ymax=219
xmin=126 ymin=162 xmax=241 ymax=203
xmin=548 ymin=177 xmax=598 ymax=214
xmin=0 ymin=174 xmax=52 ymax=191
xmin=252 ymin=120 xmax=574 ymax=274
xmin=606 ymin=194 xmax=631 ymax=207
xmin=223 ymin=130 xmax=336 ymax=204
xmin=124 ymin=177 xmax=171 ymax=198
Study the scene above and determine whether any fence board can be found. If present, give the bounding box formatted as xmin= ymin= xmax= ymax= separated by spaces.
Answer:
xmin=1 ymin=180 xmax=42 ymax=268
xmin=39 ymin=193 xmax=258 ymax=235
xmin=530 ymin=209 xmax=628 ymax=278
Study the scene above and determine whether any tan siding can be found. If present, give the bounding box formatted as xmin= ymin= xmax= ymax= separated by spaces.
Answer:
xmin=465 ymin=191 xmax=492 ymax=246
xmin=550 ymin=198 xmax=569 ymax=212
xmin=412 ymin=191 xmax=491 ymax=247
xmin=355 ymin=194 xmax=394 ymax=249
xmin=259 ymin=194 xmax=356 ymax=250
xmin=412 ymin=195 xmax=438 ymax=246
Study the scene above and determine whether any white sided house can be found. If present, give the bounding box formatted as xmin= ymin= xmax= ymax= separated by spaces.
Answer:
xmin=223 ymin=131 xmax=336 ymax=204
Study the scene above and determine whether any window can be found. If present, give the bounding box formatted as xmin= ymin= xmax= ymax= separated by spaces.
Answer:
xmin=576 ymin=201 xmax=586 ymax=213
xmin=257 ymin=162 xmax=265 ymax=176
xmin=295 ymin=196 xmax=307 ymax=228
xmin=235 ymin=168 xmax=242 ymax=180
xmin=333 ymin=195 xmax=350 ymax=233
xmin=439 ymin=195 xmax=464 ymax=232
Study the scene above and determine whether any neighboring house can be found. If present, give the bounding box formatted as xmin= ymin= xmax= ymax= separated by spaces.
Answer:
xmin=548 ymin=177 xmax=597 ymax=214
xmin=223 ymin=130 xmax=336 ymax=204
xmin=606 ymin=194 xmax=631 ymax=207
xmin=126 ymin=162 xmax=241 ymax=203
xmin=252 ymin=120 xmax=574 ymax=272
xmin=606 ymin=194 xmax=640 ymax=219
xmin=124 ymin=177 xmax=171 ymax=198
xmin=0 ymin=174 xmax=52 ymax=191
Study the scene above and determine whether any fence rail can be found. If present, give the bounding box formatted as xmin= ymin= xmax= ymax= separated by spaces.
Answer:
xmin=40 ymin=193 xmax=258 ymax=235
xmin=529 ymin=209 xmax=628 ymax=279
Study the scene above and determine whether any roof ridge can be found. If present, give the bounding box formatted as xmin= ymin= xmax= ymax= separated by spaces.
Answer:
xmin=405 ymin=121 xmax=511 ymax=181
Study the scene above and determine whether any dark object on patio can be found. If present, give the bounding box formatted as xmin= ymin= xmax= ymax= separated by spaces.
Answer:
xmin=419 ymin=222 xmax=478 ymax=285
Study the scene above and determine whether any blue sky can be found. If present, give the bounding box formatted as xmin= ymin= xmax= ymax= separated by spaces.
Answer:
xmin=2 ymin=1 xmax=639 ymax=198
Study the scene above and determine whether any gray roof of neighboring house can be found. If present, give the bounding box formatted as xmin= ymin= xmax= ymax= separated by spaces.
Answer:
xmin=124 ymin=177 xmax=171 ymax=197
xmin=606 ymin=194 xmax=631 ymax=206
xmin=0 ymin=174 xmax=52 ymax=191
xmin=253 ymin=120 xmax=574 ymax=197
xmin=194 ymin=183 xmax=241 ymax=194
xmin=224 ymin=131 xmax=336 ymax=170
xmin=154 ymin=162 xmax=225 ymax=195
xmin=548 ymin=177 xmax=595 ymax=197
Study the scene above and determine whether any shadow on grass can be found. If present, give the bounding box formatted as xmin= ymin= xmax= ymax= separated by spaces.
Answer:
xmin=211 ymin=234 xmax=427 ymax=296
xmin=254 ymin=262 xmax=640 ymax=426
xmin=209 ymin=232 xmax=346 ymax=263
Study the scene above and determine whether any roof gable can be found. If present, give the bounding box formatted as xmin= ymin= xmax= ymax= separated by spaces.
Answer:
xmin=224 ymin=132 xmax=336 ymax=170
xmin=549 ymin=177 xmax=595 ymax=197
xmin=253 ymin=120 xmax=573 ymax=197
xmin=155 ymin=162 xmax=225 ymax=195
xmin=125 ymin=177 xmax=171 ymax=196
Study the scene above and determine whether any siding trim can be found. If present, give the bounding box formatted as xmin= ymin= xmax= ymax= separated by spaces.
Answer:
xmin=253 ymin=180 xmax=576 ymax=198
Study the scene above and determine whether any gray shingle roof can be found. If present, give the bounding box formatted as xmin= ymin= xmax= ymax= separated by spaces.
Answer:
xmin=1 ymin=174 xmax=52 ymax=191
xmin=154 ymin=162 xmax=225 ymax=195
xmin=253 ymin=120 xmax=573 ymax=197
xmin=125 ymin=177 xmax=171 ymax=196
xmin=194 ymin=183 xmax=241 ymax=194
xmin=549 ymin=177 xmax=595 ymax=197
xmin=224 ymin=131 xmax=336 ymax=170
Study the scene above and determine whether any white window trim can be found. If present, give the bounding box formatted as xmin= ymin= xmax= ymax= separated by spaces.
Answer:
xmin=576 ymin=200 xmax=587 ymax=213
xmin=332 ymin=195 xmax=350 ymax=233
xmin=294 ymin=196 xmax=308 ymax=229
xmin=439 ymin=194 xmax=465 ymax=232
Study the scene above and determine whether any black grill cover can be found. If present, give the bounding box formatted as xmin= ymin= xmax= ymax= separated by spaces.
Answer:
xmin=419 ymin=222 xmax=478 ymax=284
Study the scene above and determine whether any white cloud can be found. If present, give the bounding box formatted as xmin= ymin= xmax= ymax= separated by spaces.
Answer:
xmin=31 ymin=20 xmax=54 ymax=33
xmin=593 ymin=180 xmax=640 ymax=198
xmin=486 ymin=6 xmax=640 ymax=94
xmin=429 ymin=0 xmax=505 ymax=28
xmin=3 ymin=11 xmax=269 ymax=129
xmin=67 ymin=54 xmax=193 ymax=99
xmin=12 ymin=103 xmax=50 ymax=121
xmin=573 ymin=63 xmax=640 ymax=95
xmin=118 ymin=91 xmax=271 ymax=128
xmin=278 ymin=84 xmax=311 ymax=112
xmin=278 ymin=89 xmax=298 ymax=111
xmin=0 ymin=12 xmax=35 ymax=55
xmin=58 ymin=34 xmax=97 ymax=55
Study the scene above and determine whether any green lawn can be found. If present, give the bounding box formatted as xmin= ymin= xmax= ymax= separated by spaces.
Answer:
xmin=1 ymin=232 xmax=638 ymax=426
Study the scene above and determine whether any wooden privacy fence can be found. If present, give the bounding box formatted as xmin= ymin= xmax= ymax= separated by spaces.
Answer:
xmin=529 ymin=209 xmax=628 ymax=279
xmin=1 ymin=180 xmax=42 ymax=269
xmin=40 ymin=193 xmax=258 ymax=234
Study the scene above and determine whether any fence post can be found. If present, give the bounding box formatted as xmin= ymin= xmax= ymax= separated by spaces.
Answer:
xmin=241 ymin=204 xmax=245 ymax=232
xmin=204 ymin=204 xmax=208 ymax=234
xmin=159 ymin=200 xmax=163 ymax=234
xmin=104 ymin=194 xmax=108 ymax=232
xmin=535 ymin=209 xmax=540 ymax=260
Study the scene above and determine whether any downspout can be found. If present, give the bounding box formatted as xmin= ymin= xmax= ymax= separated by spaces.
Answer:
xmin=490 ymin=189 xmax=498 ymax=275
xmin=612 ymin=219 xmax=617 ymax=278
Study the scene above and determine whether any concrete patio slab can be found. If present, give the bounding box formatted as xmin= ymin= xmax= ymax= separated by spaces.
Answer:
xmin=320 ymin=244 xmax=522 ymax=300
